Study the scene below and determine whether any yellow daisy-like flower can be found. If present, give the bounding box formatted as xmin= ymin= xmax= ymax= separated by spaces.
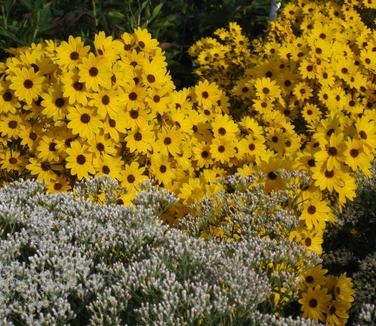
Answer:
xmin=26 ymin=157 xmax=56 ymax=182
xmin=102 ymin=114 xmax=128 ymax=143
xmin=326 ymin=300 xmax=351 ymax=326
xmin=65 ymin=140 xmax=95 ymax=180
xmin=154 ymin=126 xmax=184 ymax=157
xmin=93 ymin=153 xmax=123 ymax=180
xmin=87 ymin=133 xmax=118 ymax=158
xmin=41 ymin=85 xmax=70 ymax=123
xmin=55 ymin=35 xmax=90 ymax=69
xmin=210 ymin=137 xmax=236 ymax=164
xmin=120 ymin=161 xmax=147 ymax=193
xmin=0 ymin=81 xmax=20 ymax=114
xmin=8 ymin=67 xmax=45 ymax=104
xmin=124 ymin=126 xmax=155 ymax=154
xmin=300 ymin=194 xmax=334 ymax=230
xmin=211 ymin=114 xmax=239 ymax=139
xmin=61 ymin=71 xmax=89 ymax=106
xmin=0 ymin=113 xmax=23 ymax=139
xmin=299 ymin=265 xmax=328 ymax=292
xmin=94 ymin=31 xmax=122 ymax=63
xmin=344 ymin=138 xmax=372 ymax=176
xmin=194 ymin=80 xmax=221 ymax=111
xmin=67 ymin=105 xmax=103 ymax=140
xmin=192 ymin=142 xmax=213 ymax=169
xmin=299 ymin=286 xmax=332 ymax=322
xmin=0 ymin=149 xmax=26 ymax=172
xmin=314 ymin=133 xmax=346 ymax=171
xmin=36 ymin=135 xmax=61 ymax=163
xmin=78 ymin=53 xmax=112 ymax=91
xmin=46 ymin=175 xmax=72 ymax=193
xmin=149 ymin=153 xmax=176 ymax=186
xmin=254 ymin=77 xmax=281 ymax=100
xmin=89 ymin=88 xmax=121 ymax=119
xmin=334 ymin=273 xmax=355 ymax=304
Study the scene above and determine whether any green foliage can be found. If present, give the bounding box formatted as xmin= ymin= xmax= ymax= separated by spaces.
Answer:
xmin=0 ymin=0 xmax=284 ymax=87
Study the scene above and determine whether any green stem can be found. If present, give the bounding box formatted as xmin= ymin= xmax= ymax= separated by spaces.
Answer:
xmin=91 ymin=0 xmax=98 ymax=29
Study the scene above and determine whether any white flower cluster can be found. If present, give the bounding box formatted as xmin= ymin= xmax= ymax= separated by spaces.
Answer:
xmin=0 ymin=177 xmax=317 ymax=325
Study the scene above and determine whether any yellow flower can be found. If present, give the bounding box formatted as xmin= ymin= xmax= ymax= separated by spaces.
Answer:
xmin=67 ymin=105 xmax=103 ymax=140
xmin=334 ymin=273 xmax=355 ymax=304
xmin=8 ymin=67 xmax=45 ymax=104
xmin=194 ymin=80 xmax=221 ymax=111
xmin=0 ymin=80 xmax=20 ymax=114
xmin=55 ymin=35 xmax=90 ymax=69
xmin=299 ymin=286 xmax=332 ymax=322
xmin=78 ymin=53 xmax=112 ymax=91
xmin=254 ymin=77 xmax=281 ymax=100
xmin=93 ymin=153 xmax=123 ymax=180
xmin=124 ymin=126 xmax=155 ymax=155
xmin=65 ymin=140 xmax=95 ymax=180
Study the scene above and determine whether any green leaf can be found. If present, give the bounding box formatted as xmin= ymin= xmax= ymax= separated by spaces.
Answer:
xmin=17 ymin=0 xmax=32 ymax=11
xmin=151 ymin=2 xmax=164 ymax=21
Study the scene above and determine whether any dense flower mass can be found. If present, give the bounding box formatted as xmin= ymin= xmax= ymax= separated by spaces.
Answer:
xmin=0 ymin=0 xmax=373 ymax=324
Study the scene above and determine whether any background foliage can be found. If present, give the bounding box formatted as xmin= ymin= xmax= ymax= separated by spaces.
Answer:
xmin=0 ymin=0 xmax=288 ymax=87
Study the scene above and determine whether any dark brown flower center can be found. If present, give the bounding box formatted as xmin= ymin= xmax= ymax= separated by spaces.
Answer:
xmin=268 ymin=171 xmax=277 ymax=180
xmin=201 ymin=150 xmax=209 ymax=158
xmin=109 ymin=119 xmax=116 ymax=128
xmin=102 ymin=95 xmax=110 ymax=105
xmin=305 ymin=237 xmax=312 ymax=246
xmin=80 ymin=113 xmax=90 ymax=123
xmin=8 ymin=120 xmax=17 ymax=129
xmin=262 ymin=87 xmax=270 ymax=94
xmin=153 ymin=95 xmax=160 ymax=103
xmin=134 ymin=132 xmax=142 ymax=141
xmin=54 ymin=183 xmax=63 ymax=190
xmin=130 ymin=109 xmax=139 ymax=119
xmin=138 ymin=41 xmax=145 ymax=48
xmin=129 ymin=92 xmax=137 ymax=101
xmin=164 ymin=137 xmax=172 ymax=145
xmin=202 ymin=91 xmax=209 ymax=99
xmin=350 ymin=149 xmax=359 ymax=157
xmin=249 ymin=143 xmax=256 ymax=151
xmin=70 ymin=51 xmax=79 ymax=60
xmin=73 ymin=82 xmax=84 ymax=91
xmin=55 ymin=98 xmax=65 ymax=108
xmin=89 ymin=67 xmax=98 ymax=77
xmin=328 ymin=146 xmax=337 ymax=156
xmin=325 ymin=170 xmax=334 ymax=178
xmin=307 ymin=205 xmax=316 ymax=214
xmin=160 ymin=165 xmax=167 ymax=173
xmin=102 ymin=166 xmax=110 ymax=174
xmin=23 ymin=79 xmax=33 ymax=89
xmin=76 ymin=154 xmax=86 ymax=165
xmin=9 ymin=157 xmax=17 ymax=164
xmin=308 ymin=159 xmax=315 ymax=167
xmin=29 ymin=132 xmax=37 ymax=141
xmin=218 ymin=127 xmax=226 ymax=135
xmin=96 ymin=143 xmax=105 ymax=151
xmin=305 ymin=276 xmax=314 ymax=283
xmin=147 ymin=74 xmax=156 ymax=83
xmin=2 ymin=91 xmax=12 ymax=102
xmin=309 ymin=298 xmax=317 ymax=308
xmin=359 ymin=131 xmax=367 ymax=139
xmin=49 ymin=142 xmax=57 ymax=151
xmin=218 ymin=145 xmax=225 ymax=153
xmin=127 ymin=175 xmax=135 ymax=183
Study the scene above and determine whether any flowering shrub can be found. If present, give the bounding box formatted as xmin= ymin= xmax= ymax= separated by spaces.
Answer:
xmin=0 ymin=176 xmax=320 ymax=325
xmin=0 ymin=0 xmax=370 ymax=324
xmin=188 ymin=0 xmax=376 ymax=324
